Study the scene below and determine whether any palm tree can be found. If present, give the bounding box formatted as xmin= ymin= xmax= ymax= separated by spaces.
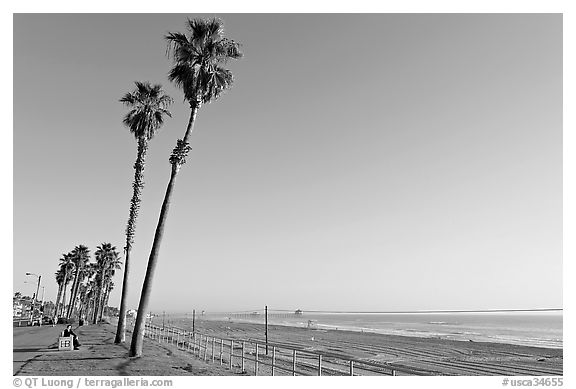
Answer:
xmin=77 ymin=262 xmax=97 ymax=321
xmin=53 ymin=268 xmax=66 ymax=321
xmin=66 ymin=245 xmax=91 ymax=319
xmin=93 ymin=243 xmax=121 ymax=324
xmin=100 ymin=256 xmax=121 ymax=323
xmin=84 ymin=278 xmax=98 ymax=322
xmin=58 ymin=253 xmax=74 ymax=319
xmin=101 ymin=280 xmax=115 ymax=321
xmin=115 ymin=82 xmax=173 ymax=344
xmin=129 ymin=17 xmax=243 ymax=357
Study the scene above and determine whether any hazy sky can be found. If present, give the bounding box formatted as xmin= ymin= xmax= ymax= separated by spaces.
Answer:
xmin=12 ymin=13 xmax=562 ymax=313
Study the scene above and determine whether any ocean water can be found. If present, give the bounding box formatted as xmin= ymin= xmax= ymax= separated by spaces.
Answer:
xmin=190 ymin=312 xmax=563 ymax=349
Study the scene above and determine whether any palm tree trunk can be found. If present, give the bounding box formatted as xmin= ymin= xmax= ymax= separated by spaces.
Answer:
xmin=60 ymin=281 xmax=69 ymax=318
xmin=66 ymin=270 xmax=79 ymax=319
xmin=115 ymin=249 xmax=130 ymax=342
xmin=68 ymin=271 xmax=83 ymax=319
xmin=104 ymin=285 xmax=112 ymax=309
xmin=182 ymin=100 xmax=200 ymax=145
xmin=116 ymin=138 xmax=148 ymax=343
xmin=129 ymin=164 xmax=180 ymax=357
xmin=93 ymin=279 xmax=104 ymax=324
xmin=99 ymin=279 xmax=111 ymax=322
xmin=53 ymin=282 xmax=63 ymax=320
xmin=87 ymin=294 xmax=94 ymax=323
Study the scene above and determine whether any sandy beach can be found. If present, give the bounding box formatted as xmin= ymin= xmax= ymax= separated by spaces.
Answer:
xmin=169 ymin=318 xmax=563 ymax=376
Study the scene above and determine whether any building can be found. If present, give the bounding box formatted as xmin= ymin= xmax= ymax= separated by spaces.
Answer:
xmin=13 ymin=302 xmax=23 ymax=317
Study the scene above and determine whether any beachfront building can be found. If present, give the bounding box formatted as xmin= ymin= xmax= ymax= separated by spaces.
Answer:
xmin=13 ymin=301 xmax=23 ymax=317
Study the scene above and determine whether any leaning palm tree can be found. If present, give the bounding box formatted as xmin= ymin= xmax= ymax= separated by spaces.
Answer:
xmin=129 ymin=17 xmax=242 ymax=357
xmin=115 ymin=82 xmax=173 ymax=343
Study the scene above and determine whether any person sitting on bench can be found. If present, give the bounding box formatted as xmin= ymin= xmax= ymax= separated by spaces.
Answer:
xmin=62 ymin=325 xmax=81 ymax=350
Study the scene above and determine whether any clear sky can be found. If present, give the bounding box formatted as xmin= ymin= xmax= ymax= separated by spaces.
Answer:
xmin=12 ymin=13 xmax=562 ymax=314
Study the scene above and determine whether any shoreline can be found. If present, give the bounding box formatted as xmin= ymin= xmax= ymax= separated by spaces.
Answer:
xmin=165 ymin=314 xmax=563 ymax=350
xmin=240 ymin=318 xmax=563 ymax=350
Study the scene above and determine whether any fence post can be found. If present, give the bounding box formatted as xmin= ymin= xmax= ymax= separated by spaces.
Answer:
xmin=212 ymin=337 xmax=215 ymax=363
xmin=350 ymin=360 xmax=354 ymax=376
xmin=254 ymin=343 xmax=259 ymax=376
xmin=272 ymin=346 xmax=276 ymax=376
xmin=392 ymin=369 xmax=396 ymax=376
xmin=292 ymin=350 xmax=297 ymax=376
xmin=265 ymin=305 xmax=269 ymax=355
xmin=229 ymin=340 xmax=233 ymax=370
xmin=220 ymin=339 xmax=224 ymax=365
xmin=318 ymin=354 xmax=322 ymax=376
xmin=204 ymin=336 xmax=209 ymax=361
xmin=177 ymin=331 xmax=180 ymax=347
xmin=241 ymin=341 xmax=245 ymax=372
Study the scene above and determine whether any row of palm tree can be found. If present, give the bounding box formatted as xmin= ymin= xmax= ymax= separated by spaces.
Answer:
xmin=111 ymin=17 xmax=243 ymax=357
xmin=53 ymin=244 xmax=121 ymax=324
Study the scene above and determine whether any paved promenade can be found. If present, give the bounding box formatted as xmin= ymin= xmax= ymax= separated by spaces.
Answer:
xmin=13 ymin=322 xmax=234 ymax=376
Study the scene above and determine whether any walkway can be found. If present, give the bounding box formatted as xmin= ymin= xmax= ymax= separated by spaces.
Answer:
xmin=13 ymin=322 xmax=235 ymax=376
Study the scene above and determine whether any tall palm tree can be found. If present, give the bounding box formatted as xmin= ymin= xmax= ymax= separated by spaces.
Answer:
xmin=77 ymin=262 xmax=97 ymax=321
xmin=93 ymin=243 xmax=121 ymax=324
xmin=58 ymin=253 xmax=74 ymax=319
xmin=66 ymin=245 xmax=91 ymax=319
xmin=100 ymin=256 xmax=121 ymax=323
xmin=129 ymin=17 xmax=243 ymax=357
xmin=53 ymin=268 xmax=66 ymax=321
xmin=84 ymin=278 xmax=98 ymax=323
xmin=115 ymin=82 xmax=173 ymax=344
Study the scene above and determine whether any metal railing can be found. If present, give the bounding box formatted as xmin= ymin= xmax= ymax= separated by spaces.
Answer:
xmin=139 ymin=322 xmax=422 ymax=376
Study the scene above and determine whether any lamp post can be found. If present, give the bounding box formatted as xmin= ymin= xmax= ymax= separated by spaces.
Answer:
xmin=25 ymin=273 xmax=42 ymax=325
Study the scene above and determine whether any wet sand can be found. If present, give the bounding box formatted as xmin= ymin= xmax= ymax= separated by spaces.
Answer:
xmin=170 ymin=318 xmax=563 ymax=376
